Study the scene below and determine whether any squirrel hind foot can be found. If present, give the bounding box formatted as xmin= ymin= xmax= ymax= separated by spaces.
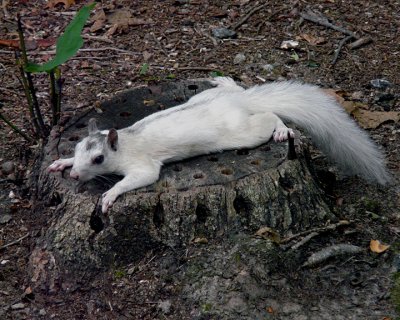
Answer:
xmin=273 ymin=127 xmax=295 ymax=143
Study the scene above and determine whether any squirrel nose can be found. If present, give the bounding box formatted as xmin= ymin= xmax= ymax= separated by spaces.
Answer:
xmin=70 ymin=170 xmax=79 ymax=180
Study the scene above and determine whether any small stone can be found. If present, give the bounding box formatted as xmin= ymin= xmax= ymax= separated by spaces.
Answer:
xmin=11 ymin=303 xmax=25 ymax=310
xmin=375 ymin=93 xmax=395 ymax=110
xmin=370 ymin=79 xmax=391 ymax=89
xmin=211 ymin=27 xmax=236 ymax=39
xmin=39 ymin=309 xmax=47 ymax=316
xmin=1 ymin=161 xmax=15 ymax=175
xmin=233 ymin=53 xmax=246 ymax=65
xmin=262 ymin=64 xmax=274 ymax=72
xmin=158 ymin=299 xmax=172 ymax=314
xmin=280 ymin=40 xmax=299 ymax=49
xmin=0 ymin=214 xmax=12 ymax=224
xmin=281 ymin=302 xmax=302 ymax=314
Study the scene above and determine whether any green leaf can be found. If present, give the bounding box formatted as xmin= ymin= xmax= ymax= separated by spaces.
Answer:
xmin=25 ymin=3 xmax=95 ymax=73
xmin=290 ymin=50 xmax=299 ymax=61
xmin=307 ymin=60 xmax=320 ymax=68
xmin=139 ymin=63 xmax=149 ymax=75
xmin=209 ymin=71 xmax=224 ymax=77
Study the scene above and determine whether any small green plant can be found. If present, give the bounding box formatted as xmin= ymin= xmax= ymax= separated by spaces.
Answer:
xmin=139 ymin=63 xmax=149 ymax=76
xmin=114 ymin=269 xmax=127 ymax=279
xmin=0 ymin=3 xmax=95 ymax=141
xmin=201 ymin=303 xmax=212 ymax=312
xmin=209 ymin=70 xmax=224 ymax=77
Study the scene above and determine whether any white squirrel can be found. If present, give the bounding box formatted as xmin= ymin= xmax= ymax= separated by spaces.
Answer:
xmin=48 ymin=77 xmax=391 ymax=213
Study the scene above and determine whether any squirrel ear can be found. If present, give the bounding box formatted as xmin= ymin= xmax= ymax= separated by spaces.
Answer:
xmin=88 ymin=118 xmax=99 ymax=135
xmin=107 ymin=128 xmax=118 ymax=151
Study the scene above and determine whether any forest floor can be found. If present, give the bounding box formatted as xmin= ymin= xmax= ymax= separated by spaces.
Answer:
xmin=0 ymin=0 xmax=400 ymax=319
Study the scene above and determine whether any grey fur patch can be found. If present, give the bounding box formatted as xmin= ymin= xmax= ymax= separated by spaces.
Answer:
xmin=85 ymin=133 xmax=107 ymax=150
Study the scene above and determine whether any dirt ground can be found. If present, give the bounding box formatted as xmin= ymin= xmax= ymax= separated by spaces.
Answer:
xmin=0 ymin=0 xmax=399 ymax=319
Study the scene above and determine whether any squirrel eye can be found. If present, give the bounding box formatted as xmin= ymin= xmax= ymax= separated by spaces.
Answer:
xmin=93 ymin=155 xmax=104 ymax=165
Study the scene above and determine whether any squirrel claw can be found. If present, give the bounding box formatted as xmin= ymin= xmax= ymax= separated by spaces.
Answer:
xmin=273 ymin=127 xmax=294 ymax=142
xmin=102 ymin=190 xmax=118 ymax=213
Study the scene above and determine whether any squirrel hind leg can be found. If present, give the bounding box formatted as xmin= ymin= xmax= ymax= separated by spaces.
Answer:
xmin=273 ymin=121 xmax=294 ymax=143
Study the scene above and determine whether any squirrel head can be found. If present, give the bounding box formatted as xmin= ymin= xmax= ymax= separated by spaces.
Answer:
xmin=70 ymin=118 xmax=119 ymax=181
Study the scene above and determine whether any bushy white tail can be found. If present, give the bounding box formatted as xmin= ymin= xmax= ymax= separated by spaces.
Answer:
xmin=242 ymin=81 xmax=391 ymax=185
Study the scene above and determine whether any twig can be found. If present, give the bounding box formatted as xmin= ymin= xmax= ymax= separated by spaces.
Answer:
xmin=82 ymin=34 xmax=113 ymax=44
xmin=299 ymin=9 xmax=357 ymax=38
xmin=2 ymin=0 xmax=10 ymax=19
xmin=348 ymin=37 xmax=373 ymax=50
xmin=0 ymin=233 xmax=30 ymax=250
xmin=299 ymin=9 xmax=360 ymax=65
xmin=195 ymin=28 xmax=218 ymax=47
xmin=290 ymin=231 xmax=318 ymax=250
xmin=280 ymin=220 xmax=351 ymax=249
xmin=231 ymin=3 xmax=267 ymax=31
xmin=1 ymin=47 xmax=141 ymax=57
xmin=0 ymin=111 xmax=32 ymax=142
xmin=331 ymin=35 xmax=353 ymax=65
xmin=150 ymin=33 xmax=169 ymax=57
xmin=177 ymin=66 xmax=220 ymax=72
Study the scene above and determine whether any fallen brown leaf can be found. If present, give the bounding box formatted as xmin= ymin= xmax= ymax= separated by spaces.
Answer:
xmin=90 ymin=9 xmax=107 ymax=33
xmin=0 ymin=39 xmax=19 ymax=49
xmin=46 ymin=0 xmax=76 ymax=9
xmin=299 ymin=33 xmax=326 ymax=45
xmin=254 ymin=226 xmax=281 ymax=243
xmin=193 ymin=237 xmax=208 ymax=244
xmin=353 ymin=109 xmax=400 ymax=129
xmin=370 ymin=239 xmax=390 ymax=253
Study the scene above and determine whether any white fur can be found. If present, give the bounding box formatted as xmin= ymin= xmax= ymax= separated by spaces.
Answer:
xmin=48 ymin=77 xmax=391 ymax=212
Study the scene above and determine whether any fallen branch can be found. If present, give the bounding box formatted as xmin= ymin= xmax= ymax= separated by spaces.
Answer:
xmin=300 ymin=9 xmax=357 ymax=38
xmin=177 ymin=66 xmax=221 ymax=72
xmin=0 ymin=233 xmax=30 ymax=250
xmin=281 ymin=220 xmax=352 ymax=250
xmin=331 ymin=35 xmax=353 ymax=65
xmin=299 ymin=9 xmax=366 ymax=65
xmin=302 ymin=244 xmax=363 ymax=268
xmin=0 ymin=111 xmax=32 ymax=142
xmin=231 ymin=3 xmax=267 ymax=31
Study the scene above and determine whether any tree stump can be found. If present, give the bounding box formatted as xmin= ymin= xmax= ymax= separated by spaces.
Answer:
xmin=32 ymin=80 xmax=334 ymax=290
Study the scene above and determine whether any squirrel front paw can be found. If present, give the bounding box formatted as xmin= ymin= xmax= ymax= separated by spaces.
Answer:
xmin=48 ymin=158 xmax=74 ymax=172
xmin=102 ymin=189 xmax=119 ymax=213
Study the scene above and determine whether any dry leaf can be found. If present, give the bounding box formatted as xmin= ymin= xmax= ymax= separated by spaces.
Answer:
xmin=299 ymin=33 xmax=326 ymax=45
xmin=143 ymin=100 xmax=156 ymax=106
xmin=0 ymin=39 xmax=20 ymax=49
xmin=323 ymin=89 xmax=345 ymax=105
xmin=353 ymin=109 xmax=400 ymax=129
xmin=90 ymin=9 xmax=107 ymax=33
xmin=254 ymin=226 xmax=281 ymax=243
xmin=47 ymin=0 xmax=76 ymax=9
xmin=193 ymin=237 xmax=208 ymax=244
xmin=323 ymin=89 xmax=400 ymax=128
xmin=370 ymin=239 xmax=390 ymax=253
xmin=37 ymin=38 xmax=56 ymax=48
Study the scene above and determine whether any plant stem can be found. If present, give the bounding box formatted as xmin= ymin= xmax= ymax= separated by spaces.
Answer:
xmin=0 ymin=111 xmax=33 ymax=142
xmin=56 ymin=70 xmax=63 ymax=124
xmin=49 ymin=70 xmax=58 ymax=125
xmin=17 ymin=15 xmax=48 ymax=137
xmin=16 ymin=53 xmax=41 ymax=137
